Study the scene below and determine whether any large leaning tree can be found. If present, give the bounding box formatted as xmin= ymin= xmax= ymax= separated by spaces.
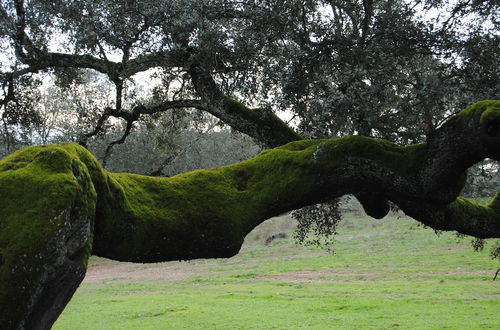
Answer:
xmin=0 ymin=0 xmax=499 ymax=329
xmin=0 ymin=100 xmax=499 ymax=329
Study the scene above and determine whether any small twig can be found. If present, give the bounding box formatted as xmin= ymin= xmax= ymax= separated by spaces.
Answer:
xmin=494 ymin=269 xmax=500 ymax=281
xmin=147 ymin=120 xmax=217 ymax=176
xmin=78 ymin=107 xmax=113 ymax=147
xmin=80 ymin=99 xmax=206 ymax=164
xmin=101 ymin=117 xmax=135 ymax=168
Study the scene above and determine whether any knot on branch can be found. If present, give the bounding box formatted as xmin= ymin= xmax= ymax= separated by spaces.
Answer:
xmin=355 ymin=193 xmax=390 ymax=219
xmin=481 ymin=120 xmax=500 ymax=146
xmin=477 ymin=101 xmax=500 ymax=160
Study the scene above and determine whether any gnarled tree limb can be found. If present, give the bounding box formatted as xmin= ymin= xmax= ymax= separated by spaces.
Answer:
xmin=189 ymin=65 xmax=303 ymax=147
xmin=1 ymin=98 xmax=499 ymax=330
xmin=2 ymin=4 xmax=300 ymax=150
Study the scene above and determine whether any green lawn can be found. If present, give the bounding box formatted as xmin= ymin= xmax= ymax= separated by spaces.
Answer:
xmin=54 ymin=214 xmax=499 ymax=329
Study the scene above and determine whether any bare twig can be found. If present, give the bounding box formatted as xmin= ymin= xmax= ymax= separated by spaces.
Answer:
xmin=147 ymin=119 xmax=217 ymax=176
xmin=101 ymin=118 xmax=135 ymax=167
xmin=78 ymin=107 xmax=112 ymax=147
xmin=0 ymin=77 xmax=16 ymax=108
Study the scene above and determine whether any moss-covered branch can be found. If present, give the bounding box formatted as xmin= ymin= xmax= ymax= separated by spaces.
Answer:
xmin=1 ymin=100 xmax=499 ymax=329
xmin=0 ymin=146 xmax=95 ymax=329
xmin=189 ymin=65 xmax=303 ymax=147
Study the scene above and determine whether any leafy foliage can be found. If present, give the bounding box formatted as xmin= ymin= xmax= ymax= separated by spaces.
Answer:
xmin=1 ymin=0 xmax=498 ymax=142
xmin=292 ymin=199 xmax=342 ymax=250
xmin=490 ymin=240 xmax=500 ymax=261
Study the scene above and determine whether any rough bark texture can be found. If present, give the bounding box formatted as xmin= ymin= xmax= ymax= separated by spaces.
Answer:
xmin=0 ymin=100 xmax=499 ymax=328
xmin=0 ymin=146 xmax=95 ymax=330
xmin=189 ymin=65 xmax=303 ymax=148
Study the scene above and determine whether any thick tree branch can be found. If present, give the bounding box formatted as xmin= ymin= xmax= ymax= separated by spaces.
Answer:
xmin=15 ymin=48 xmax=190 ymax=80
xmin=1 ymin=100 xmax=499 ymax=329
xmin=53 ymin=100 xmax=500 ymax=264
xmin=80 ymin=63 xmax=302 ymax=153
xmin=3 ymin=4 xmax=301 ymax=148
xmin=189 ymin=65 xmax=303 ymax=147
xmin=86 ymin=100 xmax=500 ymax=262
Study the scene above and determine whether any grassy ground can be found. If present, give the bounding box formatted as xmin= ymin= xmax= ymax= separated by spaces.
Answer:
xmin=54 ymin=212 xmax=499 ymax=329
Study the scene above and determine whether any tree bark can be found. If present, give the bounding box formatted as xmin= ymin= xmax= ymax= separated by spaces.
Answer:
xmin=189 ymin=65 xmax=303 ymax=148
xmin=0 ymin=100 xmax=499 ymax=329
xmin=0 ymin=147 xmax=95 ymax=330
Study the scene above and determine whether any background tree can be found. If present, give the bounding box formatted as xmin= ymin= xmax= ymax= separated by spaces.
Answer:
xmin=1 ymin=0 xmax=497 ymax=146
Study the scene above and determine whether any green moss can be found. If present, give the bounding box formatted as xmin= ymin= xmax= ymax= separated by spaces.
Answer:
xmin=223 ymin=96 xmax=303 ymax=142
xmin=454 ymin=100 xmax=500 ymax=123
xmin=0 ymin=135 xmax=431 ymax=265
xmin=479 ymin=100 xmax=500 ymax=124
xmin=308 ymin=136 xmax=427 ymax=175
xmin=224 ymin=97 xmax=250 ymax=115
xmin=487 ymin=190 xmax=500 ymax=210
xmin=224 ymin=96 xmax=273 ymax=124
xmin=0 ymin=143 xmax=96 ymax=327
xmin=91 ymin=143 xmax=319 ymax=261
xmin=451 ymin=197 xmax=494 ymax=216
xmin=449 ymin=197 xmax=500 ymax=232
xmin=277 ymin=139 xmax=322 ymax=151
xmin=91 ymin=136 xmax=426 ymax=256
xmin=0 ymin=127 xmax=468 ymax=268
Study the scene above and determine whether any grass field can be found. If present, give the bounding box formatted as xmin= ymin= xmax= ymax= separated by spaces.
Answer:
xmin=54 ymin=212 xmax=499 ymax=329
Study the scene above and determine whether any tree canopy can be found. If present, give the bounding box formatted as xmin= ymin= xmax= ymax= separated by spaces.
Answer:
xmin=1 ymin=0 xmax=498 ymax=148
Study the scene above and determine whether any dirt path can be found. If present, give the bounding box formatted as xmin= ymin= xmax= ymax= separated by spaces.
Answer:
xmin=83 ymin=256 xmax=496 ymax=285
xmin=83 ymin=258 xmax=199 ymax=284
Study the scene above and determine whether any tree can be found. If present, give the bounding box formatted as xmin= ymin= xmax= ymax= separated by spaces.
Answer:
xmin=1 ymin=0 xmax=497 ymax=147
xmin=1 ymin=100 xmax=500 ymax=329
xmin=1 ymin=0 xmax=497 ymax=198
xmin=0 ymin=0 xmax=499 ymax=328
xmin=1 ymin=0 xmax=497 ymax=239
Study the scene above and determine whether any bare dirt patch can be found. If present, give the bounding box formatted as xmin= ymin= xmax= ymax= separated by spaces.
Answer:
xmin=258 ymin=269 xmax=386 ymax=282
xmin=83 ymin=258 xmax=201 ymax=284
